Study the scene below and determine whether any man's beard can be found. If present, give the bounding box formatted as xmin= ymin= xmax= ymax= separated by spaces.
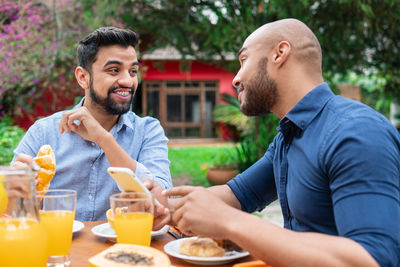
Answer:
xmin=89 ymin=76 xmax=134 ymax=115
xmin=239 ymin=57 xmax=278 ymax=116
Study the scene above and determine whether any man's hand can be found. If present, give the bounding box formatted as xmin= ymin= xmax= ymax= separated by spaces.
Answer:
xmin=7 ymin=154 xmax=33 ymax=199
xmin=59 ymin=106 xmax=107 ymax=143
xmin=12 ymin=153 xmax=34 ymax=168
xmin=142 ymin=179 xmax=170 ymax=230
xmin=163 ymin=186 xmax=235 ymax=238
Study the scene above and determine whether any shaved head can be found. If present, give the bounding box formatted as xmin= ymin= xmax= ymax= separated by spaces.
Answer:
xmin=244 ymin=18 xmax=322 ymax=74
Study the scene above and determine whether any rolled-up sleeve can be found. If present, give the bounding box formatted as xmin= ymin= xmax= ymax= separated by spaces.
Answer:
xmin=136 ymin=118 xmax=172 ymax=189
xmin=227 ymin=142 xmax=277 ymax=213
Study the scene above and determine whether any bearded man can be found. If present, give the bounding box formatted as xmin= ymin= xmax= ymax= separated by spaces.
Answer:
xmin=13 ymin=27 xmax=172 ymax=224
xmin=165 ymin=19 xmax=400 ymax=266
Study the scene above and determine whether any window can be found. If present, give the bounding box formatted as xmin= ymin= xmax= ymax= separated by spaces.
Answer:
xmin=142 ymin=81 xmax=219 ymax=138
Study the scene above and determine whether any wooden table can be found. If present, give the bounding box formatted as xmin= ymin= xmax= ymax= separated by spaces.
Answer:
xmin=70 ymin=221 xmax=255 ymax=266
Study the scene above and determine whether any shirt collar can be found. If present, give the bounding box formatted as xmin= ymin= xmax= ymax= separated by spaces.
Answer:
xmin=277 ymin=83 xmax=334 ymax=142
xmin=73 ymin=97 xmax=135 ymax=132
xmin=285 ymin=82 xmax=334 ymax=131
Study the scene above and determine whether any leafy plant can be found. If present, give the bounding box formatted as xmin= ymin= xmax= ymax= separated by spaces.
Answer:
xmin=213 ymin=93 xmax=279 ymax=172
xmin=0 ymin=117 xmax=25 ymax=165
xmin=208 ymin=148 xmax=238 ymax=169
xmin=169 ymin=145 xmax=237 ymax=187
xmin=212 ymin=92 xmax=251 ymax=136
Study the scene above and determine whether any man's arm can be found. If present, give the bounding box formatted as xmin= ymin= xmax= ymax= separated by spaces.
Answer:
xmin=133 ymin=117 xmax=171 ymax=189
xmin=59 ymin=107 xmax=171 ymax=210
xmin=96 ymin=131 xmax=139 ymax=171
xmin=59 ymin=107 xmax=140 ymax=171
xmin=223 ymin=204 xmax=378 ymax=267
xmin=165 ymin=186 xmax=378 ymax=267
xmin=207 ymin=184 xmax=242 ymax=209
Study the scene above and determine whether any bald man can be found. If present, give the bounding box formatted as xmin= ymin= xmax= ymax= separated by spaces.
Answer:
xmin=164 ymin=19 xmax=400 ymax=266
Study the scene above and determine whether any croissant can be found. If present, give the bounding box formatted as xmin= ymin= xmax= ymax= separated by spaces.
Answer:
xmin=179 ymin=237 xmax=225 ymax=257
xmin=34 ymin=145 xmax=56 ymax=193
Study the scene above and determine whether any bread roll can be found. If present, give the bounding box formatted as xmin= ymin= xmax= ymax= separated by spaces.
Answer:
xmin=179 ymin=237 xmax=225 ymax=257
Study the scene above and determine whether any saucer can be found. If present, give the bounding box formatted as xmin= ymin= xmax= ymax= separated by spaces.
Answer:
xmin=91 ymin=223 xmax=169 ymax=242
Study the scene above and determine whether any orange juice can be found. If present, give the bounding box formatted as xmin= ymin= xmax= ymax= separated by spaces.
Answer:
xmin=0 ymin=178 xmax=7 ymax=215
xmin=114 ymin=212 xmax=154 ymax=246
xmin=40 ymin=210 xmax=75 ymax=256
xmin=0 ymin=218 xmax=48 ymax=267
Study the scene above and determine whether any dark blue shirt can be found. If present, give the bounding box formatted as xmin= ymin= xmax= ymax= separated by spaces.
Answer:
xmin=228 ymin=83 xmax=400 ymax=266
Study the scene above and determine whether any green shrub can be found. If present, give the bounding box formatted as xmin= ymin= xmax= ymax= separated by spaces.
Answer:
xmin=213 ymin=93 xmax=279 ymax=173
xmin=0 ymin=117 xmax=25 ymax=165
xmin=169 ymin=145 xmax=237 ymax=187
xmin=208 ymin=148 xmax=238 ymax=169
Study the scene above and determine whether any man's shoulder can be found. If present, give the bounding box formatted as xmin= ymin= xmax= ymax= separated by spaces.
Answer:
xmin=325 ymin=96 xmax=389 ymax=126
xmin=321 ymin=96 xmax=400 ymax=146
xmin=124 ymin=112 xmax=161 ymax=128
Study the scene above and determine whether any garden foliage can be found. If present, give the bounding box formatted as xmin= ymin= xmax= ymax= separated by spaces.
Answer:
xmin=0 ymin=117 xmax=25 ymax=165
xmin=213 ymin=93 xmax=279 ymax=172
xmin=0 ymin=0 xmax=89 ymax=119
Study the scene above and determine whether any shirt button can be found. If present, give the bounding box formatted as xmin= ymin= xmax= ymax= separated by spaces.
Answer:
xmin=91 ymin=142 xmax=96 ymax=146
xmin=88 ymin=194 xmax=93 ymax=200
xmin=92 ymin=166 xmax=96 ymax=170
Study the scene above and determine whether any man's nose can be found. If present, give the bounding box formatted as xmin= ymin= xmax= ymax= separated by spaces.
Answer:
xmin=232 ymin=73 xmax=241 ymax=89
xmin=118 ymin=71 xmax=135 ymax=87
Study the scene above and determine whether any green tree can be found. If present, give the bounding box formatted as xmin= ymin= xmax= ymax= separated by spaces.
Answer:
xmin=82 ymin=0 xmax=399 ymax=102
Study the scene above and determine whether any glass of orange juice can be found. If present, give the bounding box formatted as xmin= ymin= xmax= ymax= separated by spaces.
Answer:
xmin=37 ymin=189 xmax=76 ymax=267
xmin=0 ymin=166 xmax=48 ymax=267
xmin=110 ymin=192 xmax=154 ymax=246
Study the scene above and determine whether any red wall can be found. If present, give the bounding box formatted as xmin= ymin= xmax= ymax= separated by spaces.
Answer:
xmin=15 ymin=82 xmax=83 ymax=130
xmin=141 ymin=60 xmax=235 ymax=95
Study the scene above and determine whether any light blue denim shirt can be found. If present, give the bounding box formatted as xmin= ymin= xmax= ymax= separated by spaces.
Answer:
xmin=13 ymin=101 xmax=172 ymax=221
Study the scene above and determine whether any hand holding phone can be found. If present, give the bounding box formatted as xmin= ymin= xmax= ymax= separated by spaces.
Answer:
xmin=107 ymin=167 xmax=161 ymax=206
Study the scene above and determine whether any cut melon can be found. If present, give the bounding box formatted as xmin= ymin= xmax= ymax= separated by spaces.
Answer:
xmin=89 ymin=244 xmax=170 ymax=267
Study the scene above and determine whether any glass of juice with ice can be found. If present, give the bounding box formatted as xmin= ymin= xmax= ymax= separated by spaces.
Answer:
xmin=0 ymin=166 xmax=48 ymax=267
xmin=110 ymin=192 xmax=154 ymax=246
xmin=37 ymin=189 xmax=76 ymax=267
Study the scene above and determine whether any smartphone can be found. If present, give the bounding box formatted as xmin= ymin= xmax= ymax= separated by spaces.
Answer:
xmin=107 ymin=167 xmax=150 ymax=194
xmin=107 ymin=167 xmax=161 ymax=206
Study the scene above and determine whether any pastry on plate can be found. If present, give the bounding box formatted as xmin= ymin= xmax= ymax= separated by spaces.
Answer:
xmin=179 ymin=237 xmax=225 ymax=257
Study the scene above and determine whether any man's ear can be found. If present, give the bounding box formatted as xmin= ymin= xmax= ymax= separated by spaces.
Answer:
xmin=272 ymin=41 xmax=291 ymax=67
xmin=75 ymin=66 xmax=90 ymax=90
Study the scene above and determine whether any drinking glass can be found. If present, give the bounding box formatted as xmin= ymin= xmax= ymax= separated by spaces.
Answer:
xmin=37 ymin=189 xmax=76 ymax=267
xmin=0 ymin=166 xmax=48 ymax=267
xmin=110 ymin=192 xmax=154 ymax=246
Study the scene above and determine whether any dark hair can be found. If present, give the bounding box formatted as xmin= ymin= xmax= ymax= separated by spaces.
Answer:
xmin=77 ymin=27 xmax=138 ymax=72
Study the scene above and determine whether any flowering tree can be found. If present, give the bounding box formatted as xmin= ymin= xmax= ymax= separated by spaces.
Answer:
xmin=1 ymin=1 xmax=55 ymax=117
xmin=0 ymin=0 xmax=85 ymax=120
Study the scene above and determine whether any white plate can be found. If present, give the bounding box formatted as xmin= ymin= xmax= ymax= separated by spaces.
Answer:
xmin=73 ymin=220 xmax=84 ymax=233
xmin=163 ymin=237 xmax=250 ymax=266
xmin=91 ymin=223 xmax=169 ymax=242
